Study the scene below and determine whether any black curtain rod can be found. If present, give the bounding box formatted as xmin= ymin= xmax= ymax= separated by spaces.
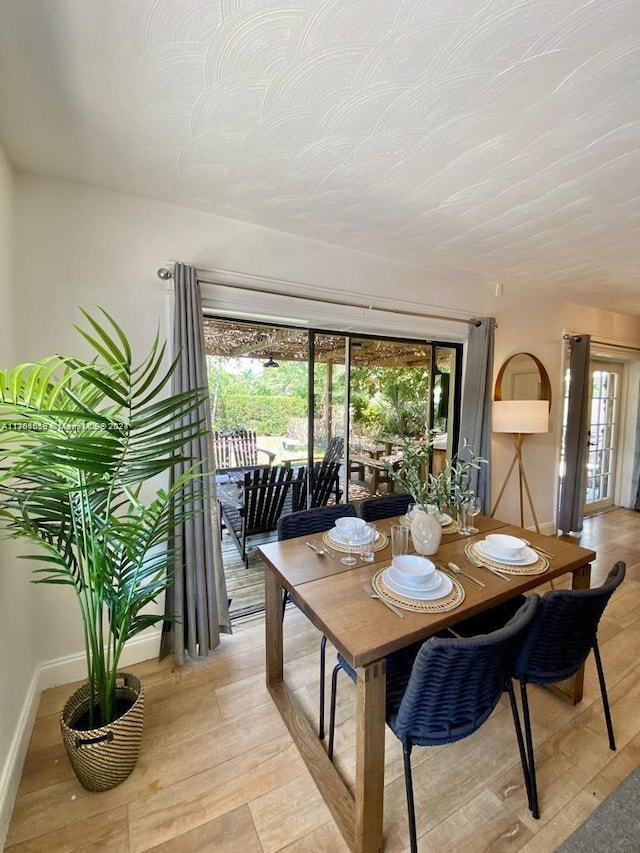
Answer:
xmin=157 ymin=266 xmax=482 ymax=327
xmin=563 ymin=333 xmax=640 ymax=354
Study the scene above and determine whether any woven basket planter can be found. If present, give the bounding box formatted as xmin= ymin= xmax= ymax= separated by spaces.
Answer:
xmin=60 ymin=672 xmax=144 ymax=792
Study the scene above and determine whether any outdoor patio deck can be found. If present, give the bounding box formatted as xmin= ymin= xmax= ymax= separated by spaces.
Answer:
xmin=223 ymin=476 xmax=385 ymax=618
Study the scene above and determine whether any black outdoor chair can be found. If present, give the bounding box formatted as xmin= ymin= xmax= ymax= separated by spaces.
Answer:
xmin=277 ymin=503 xmax=358 ymax=740
xmin=292 ymin=459 xmax=342 ymax=511
xmin=327 ymin=595 xmax=540 ymax=853
xmin=284 ymin=435 xmax=344 ymax=467
xmin=219 ymin=464 xmax=305 ymax=567
xmin=359 ymin=492 xmax=413 ymax=521
xmin=515 ymin=561 xmax=625 ymax=818
xmin=323 ymin=435 xmax=344 ymax=464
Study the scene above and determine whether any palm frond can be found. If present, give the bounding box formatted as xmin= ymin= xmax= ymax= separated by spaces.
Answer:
xmin=0 ymin=308 xmax=209 ymax=724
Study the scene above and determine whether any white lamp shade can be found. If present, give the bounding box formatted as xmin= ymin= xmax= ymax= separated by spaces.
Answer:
xmin=493 ymin=400 xmax=549 ymax=434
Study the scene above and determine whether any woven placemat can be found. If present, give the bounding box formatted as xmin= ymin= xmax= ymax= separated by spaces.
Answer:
xmin=372 ymin=567 xmax=465 ymax=613
xmin=465 ymin=542 xmax=549 ymax=576
xmin=400 ymin=514 xmax=459 ymax=535
xmin=323 ymin=529 xmax=389 ymax=554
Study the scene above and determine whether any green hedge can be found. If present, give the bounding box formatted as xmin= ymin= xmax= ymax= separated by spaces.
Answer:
xmin=212 ymin=395 xmax=306 ymax=434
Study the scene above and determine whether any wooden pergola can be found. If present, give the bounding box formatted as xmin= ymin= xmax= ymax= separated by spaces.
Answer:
xmin=203 ymin=317 xmax=444 ymax=368
xmin=203 ymin=317 xmax=453 ymax=455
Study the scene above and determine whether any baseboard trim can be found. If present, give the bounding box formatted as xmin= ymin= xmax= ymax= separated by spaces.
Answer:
xmin=0 ymin=668 xmax=39 ymax=851
xmin=37 ymin=630 xmax=161 ymax=691
xmin=0 ymin=630 xmax=161 ymax=848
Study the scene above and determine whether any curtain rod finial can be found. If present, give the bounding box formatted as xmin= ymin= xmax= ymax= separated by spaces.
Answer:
xmin=157 ymin=267 xmax=173 ymax=281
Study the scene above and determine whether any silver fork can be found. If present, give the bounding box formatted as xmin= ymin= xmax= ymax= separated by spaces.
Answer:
xmin=310 ymin=539 xmax=337 ymax=559
xmin=363 ymin=582 xmax=404 ymax=617
xmin=466 ymin=552 xmax=512 ymax=582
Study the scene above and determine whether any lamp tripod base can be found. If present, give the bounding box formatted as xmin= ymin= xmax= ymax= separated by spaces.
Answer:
xmin=491 ymin=433 xmax=541 ymax=534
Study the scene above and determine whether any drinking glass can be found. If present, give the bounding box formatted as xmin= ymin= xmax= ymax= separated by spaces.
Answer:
xmin=465 ymin=496 xmax=482 ymax=534
xmin=360 ymin=522 xmax=376 ymax=562
xmin=457 ymin=504 xmax=471 ymax=536
xmin=340 ymin=521 xmax=358 ymax=566
xmin=391 ymin=523 xmax=408 ymax=557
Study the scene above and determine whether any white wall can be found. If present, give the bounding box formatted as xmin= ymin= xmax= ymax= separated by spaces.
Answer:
xmin=492 ymin=297 xmax=640 ymax=531
xmin=0 ymin=148 xmax=42 ymax=848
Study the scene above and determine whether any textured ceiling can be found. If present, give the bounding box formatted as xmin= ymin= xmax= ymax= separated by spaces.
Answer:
xmin=0 ymin=0 xmax=639 ymax=315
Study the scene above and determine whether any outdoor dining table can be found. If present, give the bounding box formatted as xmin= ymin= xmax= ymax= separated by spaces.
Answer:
xmin=258 ymin=515 xmax=596 ymax=853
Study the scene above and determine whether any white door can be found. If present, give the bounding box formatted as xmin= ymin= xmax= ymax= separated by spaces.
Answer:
xmin=585 ymin=361 xmax=623 ymax=512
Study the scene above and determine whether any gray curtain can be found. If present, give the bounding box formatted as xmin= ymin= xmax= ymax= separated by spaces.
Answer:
xmin=558 ymin=334 xmax=591 ymax=534
xmin=161 ymin=263 xmax=231 ymax=664
xmin=634 ymin=386 xmax=640 ymax=511
xmin=458 ymin=317 xmax=496 ymax=513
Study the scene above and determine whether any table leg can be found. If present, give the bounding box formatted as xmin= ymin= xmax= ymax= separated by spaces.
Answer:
xmin=355 ymin=660 xmax=386 ymax=853
xmin=548 ymin=563 xmax=591 ymax=705
xmin=265 ymin=568 xmax=358 ymax=851
xmin=265 ymin=569 xmax=283 ymax=686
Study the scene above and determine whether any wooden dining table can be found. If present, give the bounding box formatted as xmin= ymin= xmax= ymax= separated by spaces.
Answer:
xmin=258 ymin=514 xmax=595 ymax=853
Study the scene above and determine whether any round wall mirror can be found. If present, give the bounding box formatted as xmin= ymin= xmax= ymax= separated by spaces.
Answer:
xmin=494 ymin=352 xmax=552 ymax=402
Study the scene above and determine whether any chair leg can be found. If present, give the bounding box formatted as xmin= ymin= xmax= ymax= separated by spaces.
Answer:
xmin=507 ymin=681 xmax=534 ymax=811
xmin=402 ymin=742 xmax=418 ymax=853
xmin=327 ymin=662 xmax=342 ymax=760
xmin=319 ymin=635 xmax=327 ymax=740
xmin=519 ymin=679 xmax=540 ymax=819
xmin=592 ymin=640 xmax=616 ymax=750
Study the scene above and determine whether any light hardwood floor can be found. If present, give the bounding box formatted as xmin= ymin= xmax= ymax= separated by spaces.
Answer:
xmin=5 ymin=508 xmax=640 ymax=852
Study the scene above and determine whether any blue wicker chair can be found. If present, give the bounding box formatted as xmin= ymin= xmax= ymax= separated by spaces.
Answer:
xmin=327 ymin=595 xmax=540 ymax=853
xmin=514 ymin=561 xmax=626 ymax=818
xmin=277 ymin=503 xmax=358 ymax=740
xmin=452 ymin=561 xmax=626 ymax=819
xmin=359 ymin=493 xmax=413 ymax=521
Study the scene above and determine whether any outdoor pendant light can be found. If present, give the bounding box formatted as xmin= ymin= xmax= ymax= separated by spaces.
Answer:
xmin=263 ymin=354 xmax=279 ymax=368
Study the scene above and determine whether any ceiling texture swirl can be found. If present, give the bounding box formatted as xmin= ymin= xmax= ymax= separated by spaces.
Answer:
xmin=0 ymin=0 xmax=639 ymax=314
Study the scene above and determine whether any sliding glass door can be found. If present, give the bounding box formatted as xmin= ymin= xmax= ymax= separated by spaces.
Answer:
xmin=204 ymin=315 xmax=462 ymax=617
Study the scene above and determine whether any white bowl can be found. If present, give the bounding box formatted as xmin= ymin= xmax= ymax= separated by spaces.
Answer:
xmin=485 ymin=533 xmax=526 ymax=558
xmin=391 ymin=554 xmax=436 ymax=587
xmin=335 ymin=517 xmax=366 ymax=538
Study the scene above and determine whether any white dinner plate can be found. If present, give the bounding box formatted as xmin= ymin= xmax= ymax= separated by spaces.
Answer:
xmin=328 ymin=527 xmax=378 ymax=546
xmin=382 ymin=568 xmax=453 ymax=600
xmin=475 ymin=541 xmax=538 ymax=566
xmin=401 ymin=512 xmax=452 ymax=528
xmin=388 ymin=565 xmax=441 ymax=592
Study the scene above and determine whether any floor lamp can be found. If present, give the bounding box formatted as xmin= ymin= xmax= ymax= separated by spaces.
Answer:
xmin=491 ymin=400 xmax=550 ymax=532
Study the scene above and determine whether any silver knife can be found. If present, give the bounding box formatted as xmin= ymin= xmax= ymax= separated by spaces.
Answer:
xmin=445 ymin=562 xmax=485 ymax=589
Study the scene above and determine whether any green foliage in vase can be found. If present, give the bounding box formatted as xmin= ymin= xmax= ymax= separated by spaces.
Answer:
xmin=0 ymin=309 xmax=207 ymax=727
xmin=426 ymin=440 xmax=487 ymax=510
xmin=383 ymin=435 xmax=435 ymax=507
xmin=386 ymin=436 xmax=486 ymax=510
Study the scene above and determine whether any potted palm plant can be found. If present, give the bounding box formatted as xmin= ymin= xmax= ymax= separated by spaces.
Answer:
xmin=0 ymin=309 xmax=206 ymax=791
